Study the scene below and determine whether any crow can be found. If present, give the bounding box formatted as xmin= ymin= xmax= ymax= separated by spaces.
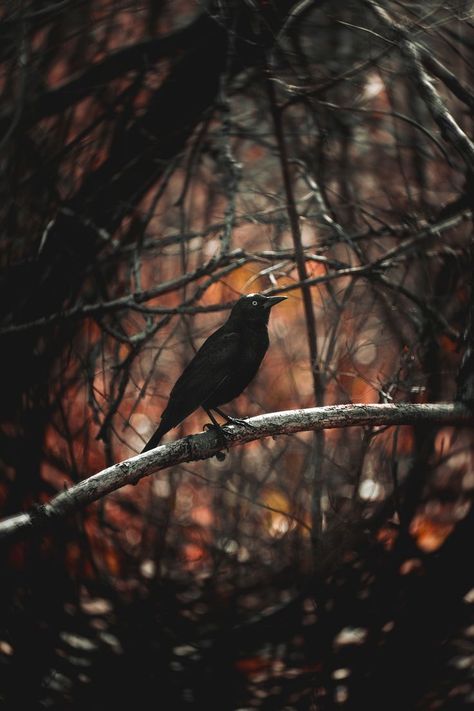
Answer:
xmin=141 ymin=293 xmax=286 ymax=452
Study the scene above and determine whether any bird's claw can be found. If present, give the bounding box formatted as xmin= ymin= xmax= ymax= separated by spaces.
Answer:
xmin=223 ymin=416 xmax=255 ymax=430
xmin=203 ymin=423 xmax=229 ymax=456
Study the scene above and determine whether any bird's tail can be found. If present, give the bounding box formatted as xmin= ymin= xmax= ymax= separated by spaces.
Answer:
xmin=141 ymin=422 xmax=168 ymax=453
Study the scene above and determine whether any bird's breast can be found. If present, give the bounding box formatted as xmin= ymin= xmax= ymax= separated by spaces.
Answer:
xmin=236 ymin=327 xmax=269 ymax=375
xmin=206 ymin=326 xmax=269 ymax=408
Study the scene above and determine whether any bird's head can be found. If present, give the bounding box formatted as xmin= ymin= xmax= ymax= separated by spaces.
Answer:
xmin=230 ymin=293 xmax=287 ymax=325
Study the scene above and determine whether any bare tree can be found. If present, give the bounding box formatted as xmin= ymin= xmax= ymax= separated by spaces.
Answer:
xmin=1 ymin=1 xmax=473 ymax=708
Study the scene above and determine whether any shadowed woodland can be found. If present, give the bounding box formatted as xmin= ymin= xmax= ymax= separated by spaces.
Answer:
xmin=1 ymin=0 xmax=474 ymax=708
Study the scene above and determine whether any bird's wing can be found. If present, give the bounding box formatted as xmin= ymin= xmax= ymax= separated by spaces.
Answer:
xmin=160 ymin=328 xmax=240 ymax=429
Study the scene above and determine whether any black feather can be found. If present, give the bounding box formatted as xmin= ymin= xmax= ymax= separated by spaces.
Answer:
xmin=141 ymin=293 xmax=285 ymax=452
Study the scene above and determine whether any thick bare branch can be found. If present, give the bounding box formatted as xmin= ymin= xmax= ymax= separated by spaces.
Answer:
xmin=1 ymin=402 xmax=472 ymax=543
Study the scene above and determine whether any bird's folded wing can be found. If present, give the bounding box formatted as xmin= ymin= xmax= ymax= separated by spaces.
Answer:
xmin=161 ymin=329 xmax=240 ymax=424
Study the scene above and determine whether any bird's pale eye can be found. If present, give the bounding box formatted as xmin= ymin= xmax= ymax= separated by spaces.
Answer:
xmin=252 ymin=300 xmax=258 ymax=306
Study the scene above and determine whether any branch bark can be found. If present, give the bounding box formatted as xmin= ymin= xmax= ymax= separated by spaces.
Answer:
xmin=0 ymin=402 xmax=472 ymax=543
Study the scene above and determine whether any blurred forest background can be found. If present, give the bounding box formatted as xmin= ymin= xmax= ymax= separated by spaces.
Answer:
xmin=1 ymin=0 xmax=474 ymax=708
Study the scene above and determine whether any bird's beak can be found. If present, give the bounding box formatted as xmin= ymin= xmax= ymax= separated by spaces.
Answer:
xmin=264 ymin=295 xmax=287 ymax=309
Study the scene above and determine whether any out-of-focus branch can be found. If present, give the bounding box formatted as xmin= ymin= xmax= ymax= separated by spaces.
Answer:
xmin=2 ymin=208 xmax=468 ymax=338
xmin=1 ymin=402 xmax=472 ymax=543
xmin=457 ymin=236 xmax=474 ymax=403
xmin=0 ymin=252 xmax=249 ymax=336
xmin=364 ymin=0 xmax=474 ymax=171
xmin=266 ymin=56 xmax=325 ymax=546
xmin=266 ymin=68 xmax=321 ymax=401
xmin=0 ymin=13 xmax=211 ymax=138
xmin=421 ymin=53 xmax=474 ymax=113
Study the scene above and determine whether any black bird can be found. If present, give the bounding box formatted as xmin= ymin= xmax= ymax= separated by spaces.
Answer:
xmin=142 ymin=293 xmax=286 ymax=452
